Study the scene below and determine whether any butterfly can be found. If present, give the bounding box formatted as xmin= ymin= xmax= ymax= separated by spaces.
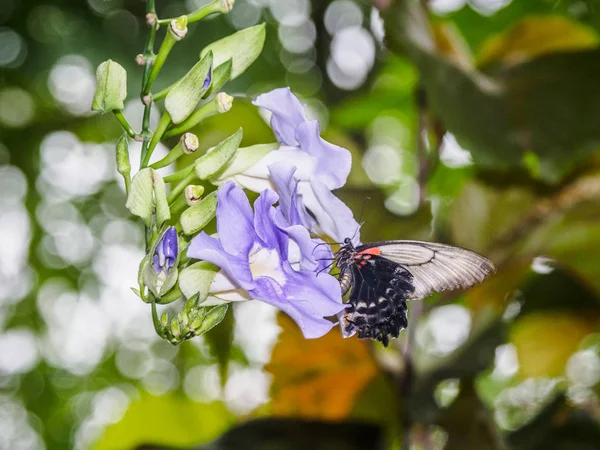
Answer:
xmin=334 ymin=238 xmax=495 ymax=347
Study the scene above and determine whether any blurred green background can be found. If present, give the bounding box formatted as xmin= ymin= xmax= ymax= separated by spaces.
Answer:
xmin=1 ymin=0 xmax=600 ymax=448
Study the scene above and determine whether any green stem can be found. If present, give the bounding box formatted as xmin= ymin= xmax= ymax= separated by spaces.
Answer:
xmin=112 ymin=110 xmax=137 ymax=137
xmin=158 ymin=0 xmax=229 ymax=25
xmin=168 ymin=170 xmax=197 ymax=204
xmin=152 ymin=82 xmax=175 ymax=101
xmin=151 ymin=295 xmax=165 ymax=337
xmin=163 ymin=97 xmax=223 ymax=138
xmin=169 ymin=194 xmax=189 ymax=216
xmin=142 ymin=111 xmax=172 ymax=168
xmin=145 ymin=33 xmax=178 ymax=95
xmin=163 ymin=164 xmax=194 ymax=184
xmin=140 ymin=0 xmax=158 ymax=205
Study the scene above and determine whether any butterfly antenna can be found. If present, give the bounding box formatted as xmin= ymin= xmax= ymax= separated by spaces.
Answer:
xmin=348 ymin=197 xmax=370 ymax=242
xmin=316 ymin=260 xmax=336 ymax=276
xmin=311 ymin=241 xmax=343 ymax=255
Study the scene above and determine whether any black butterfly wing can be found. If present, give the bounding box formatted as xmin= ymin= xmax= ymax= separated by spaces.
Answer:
xmin=358 ymin=240 xmax=495 ymax=299
xmin=341 ymin=255 xmax=415 ymax=347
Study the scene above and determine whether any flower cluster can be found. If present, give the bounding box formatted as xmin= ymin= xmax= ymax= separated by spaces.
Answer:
xmin=186 ymin=89 xmax=360 ymax=338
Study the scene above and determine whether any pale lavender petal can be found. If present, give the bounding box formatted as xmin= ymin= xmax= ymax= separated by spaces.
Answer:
xmin=253 ymin=189 xmax=287 ymax=256
xmin=250 ymin=273 xmax=342 ymax=339
xmin=298 ymin=180 xmax=361 ymax=244
xmin=216 ymin=181 xmax=257 ymax=255
xmin=253 ymin=87 xmax=308 ymax=146
xmin=187 ymin=232 xmax=255 ymax=290
xmin=268 ymin=161 xmax=316 ymax=230
xmin=311 ymin=238 xmax=335 ymax=272
xmin=295 ymin=120 xmax=351 ymax=190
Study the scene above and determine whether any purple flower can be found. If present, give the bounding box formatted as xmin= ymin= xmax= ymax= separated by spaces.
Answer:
xmin=153 ymin=226 xmax=178 ymax=275
xmin=187 ymin=182 xmax=344 ymax=338
xmin=218 ymin=87 xmax=360 ymax=244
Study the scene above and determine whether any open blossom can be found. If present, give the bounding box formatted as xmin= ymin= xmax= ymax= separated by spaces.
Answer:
xmin=222 ymin=87 xmax=360 ymax=244
xmin=187 ymin=182 xmax=345 ymax=338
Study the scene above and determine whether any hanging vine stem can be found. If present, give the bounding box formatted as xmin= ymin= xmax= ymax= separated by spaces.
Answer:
xmin=140 ymin=0 xmax=158 ymax=250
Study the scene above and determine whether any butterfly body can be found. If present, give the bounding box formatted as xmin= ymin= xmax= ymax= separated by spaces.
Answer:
xmin=334 ymin=238 xmax=495 ymax=347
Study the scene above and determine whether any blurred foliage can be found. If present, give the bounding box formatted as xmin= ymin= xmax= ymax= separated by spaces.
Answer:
xmin=1 ymin=0 xmax=600 ymax=449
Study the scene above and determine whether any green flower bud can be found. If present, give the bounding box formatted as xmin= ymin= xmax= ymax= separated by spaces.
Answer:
xmin=169 ymin=15 xmax=188 ymax=41
xmin=200 ymin=23 xmax=265 ymax=80
xmin=193 ymin=304 xmax=228 ymax=336
xmin=160 ymin=312 xmax=169 ymax=327
xmin=115 ymin=134 xmax=131 ymax=191
xmin=170 ymin=317 xmax=181 ymax=338
xmin=184 ymin=185 xmax=205 ymax=206
xmin=178 ymin=310 xmax=189 ymax=328
xmin=180 ymin=191 xmax=218 ymax=235
xmin=194 ymin=127 xmax=242 ymax=180
xmin=91 ymin=60 xmax=127 ymax=112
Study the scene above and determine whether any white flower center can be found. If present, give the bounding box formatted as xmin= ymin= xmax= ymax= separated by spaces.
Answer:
xmin=248 ymin=244 xmax=287 ymax=286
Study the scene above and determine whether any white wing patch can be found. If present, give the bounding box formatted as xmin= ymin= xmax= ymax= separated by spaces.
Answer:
xmin=375 ymin=241 xmax=495 ymax=299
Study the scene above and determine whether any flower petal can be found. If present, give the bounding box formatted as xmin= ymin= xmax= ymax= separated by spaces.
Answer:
xmin=253 ymin=87 xmax=308 ymax=146
xmin=250 ymin=271 xmax=343 ymax=339
xmin=298 ymin=180 xmax=361 ymax=244
xmin=295 ymin=120 xmax=351 ymax=190
xmin=268 ymin=161 xmax=316 ymax=231
xmin=253 ymin=189 xmax=288 ymax=256
xmin=216 ymin=181 xmax=257 ymax=255
xmin=187 ymin=232 xmax=255 ymax=290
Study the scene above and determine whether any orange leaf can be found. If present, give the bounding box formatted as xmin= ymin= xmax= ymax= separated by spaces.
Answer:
xmin=265 ymin=314 xmax=379 ymax=420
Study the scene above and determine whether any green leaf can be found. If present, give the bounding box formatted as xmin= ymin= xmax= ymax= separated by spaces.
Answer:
xmin=211 ymin=142 xmax=278 ymax=183
xmin=91 ymin=59 xmax=127 ymax=112
xmin=200 ymin=23 xmax=266 ymax=79
xmin=179 ymin=260 xmax=220 ymax=301
xmin=165 ymin=51 xmax=213 ymax=124
xmin=204 ymin=59 xmax=232 ymax=99
xmin=92 ymin=392 xmax=232 ymax=450
xmin=126 ymin=168 xmax=153 ymax=226
xmin=195 ymin=128 xmax=243 ymax=180
xmin=180 ymin=190 xmax=218 ymax=235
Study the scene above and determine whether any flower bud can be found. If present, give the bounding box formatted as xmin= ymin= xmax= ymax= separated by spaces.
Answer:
xmin=216 ymin=92 xmax=233 ymax=113
xmin=170 ymin=317 xmax=181 ymax=338
xmin=153 ymin=226 xmax=178 ymax=276
xmin=182 ymin=132 xmax=199 ymax=154
xmin=169 ymin=16 xmax=188 ymax=41
xmin=185 ymin=185 xmax=205 ymax=206
xmin=115 ymin=134 xmax=131 ymax=178
xmin=178 ymin=310 xmax=189 ymax=328
xmin=91 ymin=60 xmax=127 ymax=112
xmin=160 ymin=312 xmax=169 ymax=327
xmin=193 ymin=305 xmax=228 ymax=336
